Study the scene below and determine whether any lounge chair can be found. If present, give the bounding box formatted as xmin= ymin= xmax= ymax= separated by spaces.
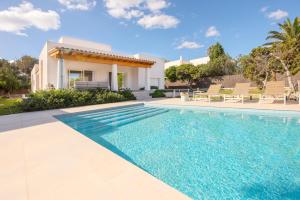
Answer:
xmin=193 ymin=84 xmax=222 ymax=103
xmin=223 ymin=83 xmax=250 ymax=104
xmin=259 ymin=81 xmax=287 ymax=104
xmin=297 ymin=80 xmax=300 ymax=105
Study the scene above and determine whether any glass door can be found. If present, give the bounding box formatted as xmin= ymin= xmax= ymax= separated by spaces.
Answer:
xmin=69 ymin=70 xmax=82 ymax=88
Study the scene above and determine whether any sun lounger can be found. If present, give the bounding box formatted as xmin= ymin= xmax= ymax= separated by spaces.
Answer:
xmin=259 ymin=81 xmax=287 ymax=104
xmin=297 ymin=80 xmax=300 ymax=105
xmin=223 ymin=83 xmax=251 ymax=104
xmin=193 ymin=84 xmax=222 ymax=103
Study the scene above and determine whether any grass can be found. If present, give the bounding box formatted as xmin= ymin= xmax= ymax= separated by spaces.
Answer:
xmin=249 ymin=88 xmax=263 ymax=94
xmin=219 ymin=89 xmax=233 ymax=95
xmin=220 ymin=88 xmax=262 ymax=95
xmin=0 ymin=97 xmax=22 ymax=116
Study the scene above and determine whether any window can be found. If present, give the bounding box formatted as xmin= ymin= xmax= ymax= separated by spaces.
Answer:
xmin=69 ymin=70 xmax=82 ymax=88
xmin=83 ymin=71 xmax=93 ymax=81
xmin=68 ymin=70 xmax=93 ymax=88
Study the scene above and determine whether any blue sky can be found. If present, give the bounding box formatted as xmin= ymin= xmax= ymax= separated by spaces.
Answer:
xmin=0 ymin=0 xmax=299 ymax=61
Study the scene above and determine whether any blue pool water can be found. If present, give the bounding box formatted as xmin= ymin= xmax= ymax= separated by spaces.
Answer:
xmin=57 ymin=104 xmax=300 ymax=199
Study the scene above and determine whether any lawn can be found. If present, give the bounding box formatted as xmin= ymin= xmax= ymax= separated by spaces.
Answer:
xmin=0 ymin=97 xmax=22 ymax=115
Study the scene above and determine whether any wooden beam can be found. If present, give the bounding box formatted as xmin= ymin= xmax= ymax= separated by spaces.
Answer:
xmin=55 ymin=53 xmax=152 ymax=68
xmin=48 ymin=48 xmax=154 ymax=68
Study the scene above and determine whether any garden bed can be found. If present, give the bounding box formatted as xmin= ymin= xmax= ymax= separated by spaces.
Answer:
xmin=0 ymin=89 xmax=136 ymax=116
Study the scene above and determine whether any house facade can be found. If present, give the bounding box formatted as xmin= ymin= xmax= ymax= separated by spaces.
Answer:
xmin=164 ymin=56 xmax=210 ymax=69
xmin=31 ymin=37 xmax=165 ymax=92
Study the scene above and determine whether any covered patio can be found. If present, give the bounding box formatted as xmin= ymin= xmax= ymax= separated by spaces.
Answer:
xmin=48 ymin=47 xmax=155 ymax=91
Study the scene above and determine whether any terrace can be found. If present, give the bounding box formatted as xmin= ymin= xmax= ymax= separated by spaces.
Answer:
xmin=1 ymin=98 xmax=300 ymax=199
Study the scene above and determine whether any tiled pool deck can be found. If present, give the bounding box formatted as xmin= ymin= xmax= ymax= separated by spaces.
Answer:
xmin=1 ymin=98 xmax=300 ymax=200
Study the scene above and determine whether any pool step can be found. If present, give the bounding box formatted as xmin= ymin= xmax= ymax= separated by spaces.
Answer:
xmin=66 ymin=107 xmax=156 ymax=126
xmin=109 ymin=109 xmax=168 ymax=127
xmin=61 ymin=105 xmax=146 ymax=123
xmin=79 ymin=105 xmax=144 ymax=118
xmin=74 ymin=107 xmax=164 ymax=130
xmin=71 ymin=107 xmax=161 ymax=129
xmin=84 ymin=109 xmax=168 ymax=134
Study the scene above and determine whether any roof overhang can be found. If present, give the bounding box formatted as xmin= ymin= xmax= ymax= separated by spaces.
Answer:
xmin=49 ymin=47 xmax=155 ymax=68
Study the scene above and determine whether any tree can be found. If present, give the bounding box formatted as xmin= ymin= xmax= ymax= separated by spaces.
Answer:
xmin=206 ymin=43 xmax=237 ymax=77
xmin=207 ymin=55 xmax=237 ymax=76
xmin=266 ymin=17 xmax=300 ymax=92
xmin=0 ymin=66 xmax=20 ymax=97
xmin=15 ymin=55 xmax=38 ymax=77
xmin=176 ymin=64 xmax=198 ymax=88
xmin=208 ymin=42 xmax=225 ymax=60
xmin=165 ymin=66 xmax=177 ymax=82
xmin=0 ymin=59 xmax=13 ymax=70
xmin=239 ymin=47 xmax=282 ymax=88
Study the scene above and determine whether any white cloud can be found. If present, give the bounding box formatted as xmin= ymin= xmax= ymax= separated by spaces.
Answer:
xmin=146 ymin=0 xmax=170 ymax=12
xmin=104 ymin=0 xmax=144 ymax=19
xmin=103 ymin=0 xmax=178 ymax=29
xmin=137 ymin=14 xmax=179 ymax=29
xmin=176 ymin=41 xmax=203 ymax=49
xmin=205 ymin=26 xmax=220 ymax=37
xmin=267 ymin=9 xmax=288 ymax=20
xmin=260 ymin=6 xmax=268 ymax=13
xmin=58 ymin=0 xmax=96 ymax=11
xmin=0 ymin=1 xmax=60 ymax=36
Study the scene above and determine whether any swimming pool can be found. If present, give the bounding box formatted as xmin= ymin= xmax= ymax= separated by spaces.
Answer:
xmin=57 ymin=104 xmax=300 ymax=199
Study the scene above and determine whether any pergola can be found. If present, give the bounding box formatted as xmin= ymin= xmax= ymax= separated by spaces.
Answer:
xmin=48 ymin=47 xmax=155 ymax=90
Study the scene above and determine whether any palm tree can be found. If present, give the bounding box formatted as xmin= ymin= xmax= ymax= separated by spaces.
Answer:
xmin=267 ymin=17 xmax=300 ymax=44
xmin=266 ymin=17 xmax=300 ymax=92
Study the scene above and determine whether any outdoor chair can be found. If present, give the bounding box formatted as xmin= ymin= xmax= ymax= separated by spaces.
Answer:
xmin=259 ymin=81 xmax=287 ymax=104
xmin=223 ymin=83 xmax=251 ymax=104
xmin=193 ymin=84 xmax=222 ymax=103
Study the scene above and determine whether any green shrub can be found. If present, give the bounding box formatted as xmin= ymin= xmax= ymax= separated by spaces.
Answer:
xmin=150 ymin=90 xmax=166 ymax=98
xmin=20 ymin=89 xmax=136 ymax=112
xmin=96 ymin=91 xmax=126 ymax=103
xmin=118 ymin=88 xmax=136 ymax=100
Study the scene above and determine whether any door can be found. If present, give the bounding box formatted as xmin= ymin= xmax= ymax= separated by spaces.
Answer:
xmin=108 ymin=72 xmax=124 ymax=90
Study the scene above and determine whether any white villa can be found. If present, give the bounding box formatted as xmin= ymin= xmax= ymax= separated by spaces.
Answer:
xmin=31 ymin=37 xmax=165 ymax=92
xmin=164 ymin=56 xmax=210 ymax=69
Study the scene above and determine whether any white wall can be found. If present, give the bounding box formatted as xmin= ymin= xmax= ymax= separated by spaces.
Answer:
xmin=32 ymin=42 xmax=49 ymax=91
xmin=190 ymin=56 xmax=210 ymax=65
xmin=164 ymin=59 xmax=190 ymax=69
xmin=58 ymin=36 xmax=112 ymax=52
xmin=165 ymin=56 xmax=210 ymax=69
xmin=134 ymin=54 xmax=165 ymax=89
xmin=31 ymin=64 xmax=38 ymax=91
xmin=32 ymin=37 xmax=163 ymax=91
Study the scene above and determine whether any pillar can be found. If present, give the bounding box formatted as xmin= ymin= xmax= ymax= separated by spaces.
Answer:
xmin=145 ymin=68 xmax=150 ymax=91
xmin=112 ymin=64 xmax=118 ymax=91
xmin=57 ymin=58 xmax=64 ymax=89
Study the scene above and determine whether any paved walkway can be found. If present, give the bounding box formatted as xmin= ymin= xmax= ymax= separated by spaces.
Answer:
xmin=147 ymin=98 xmax=300 ymax=112
xmin=1 ymin=98 xmax=300 ymax=200
xmin=0 ymin=101 xmax=188 ymax=200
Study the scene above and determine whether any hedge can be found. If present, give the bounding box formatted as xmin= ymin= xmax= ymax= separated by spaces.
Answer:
xmin=150 ymin=89 xmax=166 ymax=98
xmin=20 ymin=89 xmax=136 ymax=112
